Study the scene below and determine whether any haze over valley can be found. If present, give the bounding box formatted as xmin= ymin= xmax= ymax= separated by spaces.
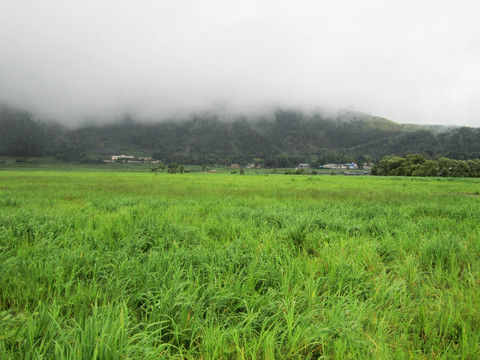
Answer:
xmin=1 ymin=0 xmax=479 ymax=127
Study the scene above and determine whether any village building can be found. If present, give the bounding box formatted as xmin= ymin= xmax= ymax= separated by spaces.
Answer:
xmin=343 ymin=163 xmax=358 ymax=169
xmin=323 ymin=163 xmax=358 ymax=170
xmin=112 ymin=155 xmax=134 ymax=161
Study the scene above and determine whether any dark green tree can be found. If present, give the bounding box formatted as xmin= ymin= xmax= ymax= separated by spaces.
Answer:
xmin=168 ymin=162 xmax=178 ymax=174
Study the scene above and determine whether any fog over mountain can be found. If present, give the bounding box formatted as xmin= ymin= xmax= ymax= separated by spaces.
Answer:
xmin=1 ymin=0 xmax=479 ymax=126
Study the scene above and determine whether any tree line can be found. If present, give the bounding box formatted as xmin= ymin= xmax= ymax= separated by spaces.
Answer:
xmin=372 ymin=154 xmax=480 ymax=177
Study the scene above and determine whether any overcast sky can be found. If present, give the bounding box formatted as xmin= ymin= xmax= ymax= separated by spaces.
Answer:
xmin=1 ymin=0 xmax=479 ymax=126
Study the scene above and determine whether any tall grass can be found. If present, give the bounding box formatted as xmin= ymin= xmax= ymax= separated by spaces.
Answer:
xmin=0 ymin=171 xmax=479 ymax=358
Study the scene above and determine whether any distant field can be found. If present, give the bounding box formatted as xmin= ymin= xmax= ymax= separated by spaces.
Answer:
xmin=0 ymin=159 xmax=364 ymax=175
xmin=0 ymin=171 xmax=479 ymax=359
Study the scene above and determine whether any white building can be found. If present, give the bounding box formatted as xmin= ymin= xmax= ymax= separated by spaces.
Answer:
xmin=112 ymin=155 xmax=134 ymax=161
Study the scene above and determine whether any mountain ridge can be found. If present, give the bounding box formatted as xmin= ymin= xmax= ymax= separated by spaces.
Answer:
xmin=1 ymin=105 xmax=478 ymax=166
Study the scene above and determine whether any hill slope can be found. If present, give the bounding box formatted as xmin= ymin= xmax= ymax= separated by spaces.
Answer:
xmin=2 ymin=106 xmax=479 ymax=166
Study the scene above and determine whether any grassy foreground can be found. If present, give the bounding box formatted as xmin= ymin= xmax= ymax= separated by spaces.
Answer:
xmin=0 ymin=171 xmax=479 ymax=359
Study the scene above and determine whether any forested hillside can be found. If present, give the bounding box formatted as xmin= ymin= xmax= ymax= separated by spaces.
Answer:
xmin=2 ymin=105 xmax=480 ymax=166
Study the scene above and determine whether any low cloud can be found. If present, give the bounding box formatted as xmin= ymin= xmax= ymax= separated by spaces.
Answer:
xmin=1 ymin=0 xmax=479 ymax=126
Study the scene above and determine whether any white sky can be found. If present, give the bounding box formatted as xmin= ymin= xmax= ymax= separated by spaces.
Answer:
xmin=1 ymin=0 xmax=479 ymax=126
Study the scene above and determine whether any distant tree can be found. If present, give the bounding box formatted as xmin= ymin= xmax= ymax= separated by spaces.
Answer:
xmin=168 ymin=162 xmax=178 ymax=174
xmin=406 ymin=154 xmax=426 ymax=165
xmin=252 ymin=158 xmax=264 ymax=166
xmin=374 ymin=154 xmax=480 ymax=177
xmin=375 ymin=156 xmax=406 ymax=175
xmin=413 ymin=160 xmax=438 ymax=176
xmin=450 ymin=160 xmax=469 ymax=177
xmin=438 ymin=157 xmax=453 ymax=177
xmin=355 ymin=154 xmax=367 ymax=169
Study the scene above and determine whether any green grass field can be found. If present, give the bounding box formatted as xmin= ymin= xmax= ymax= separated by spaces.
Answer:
xmin=0 ymin=171 xmax=479 ymax=359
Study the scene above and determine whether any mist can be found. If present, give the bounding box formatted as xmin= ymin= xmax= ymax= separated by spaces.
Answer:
xmin=1 ymin=0 xmax=479 ymax=126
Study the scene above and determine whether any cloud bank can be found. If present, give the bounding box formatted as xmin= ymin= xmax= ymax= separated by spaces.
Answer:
xmin=1 ymin=0 xmax=479 ymax=126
